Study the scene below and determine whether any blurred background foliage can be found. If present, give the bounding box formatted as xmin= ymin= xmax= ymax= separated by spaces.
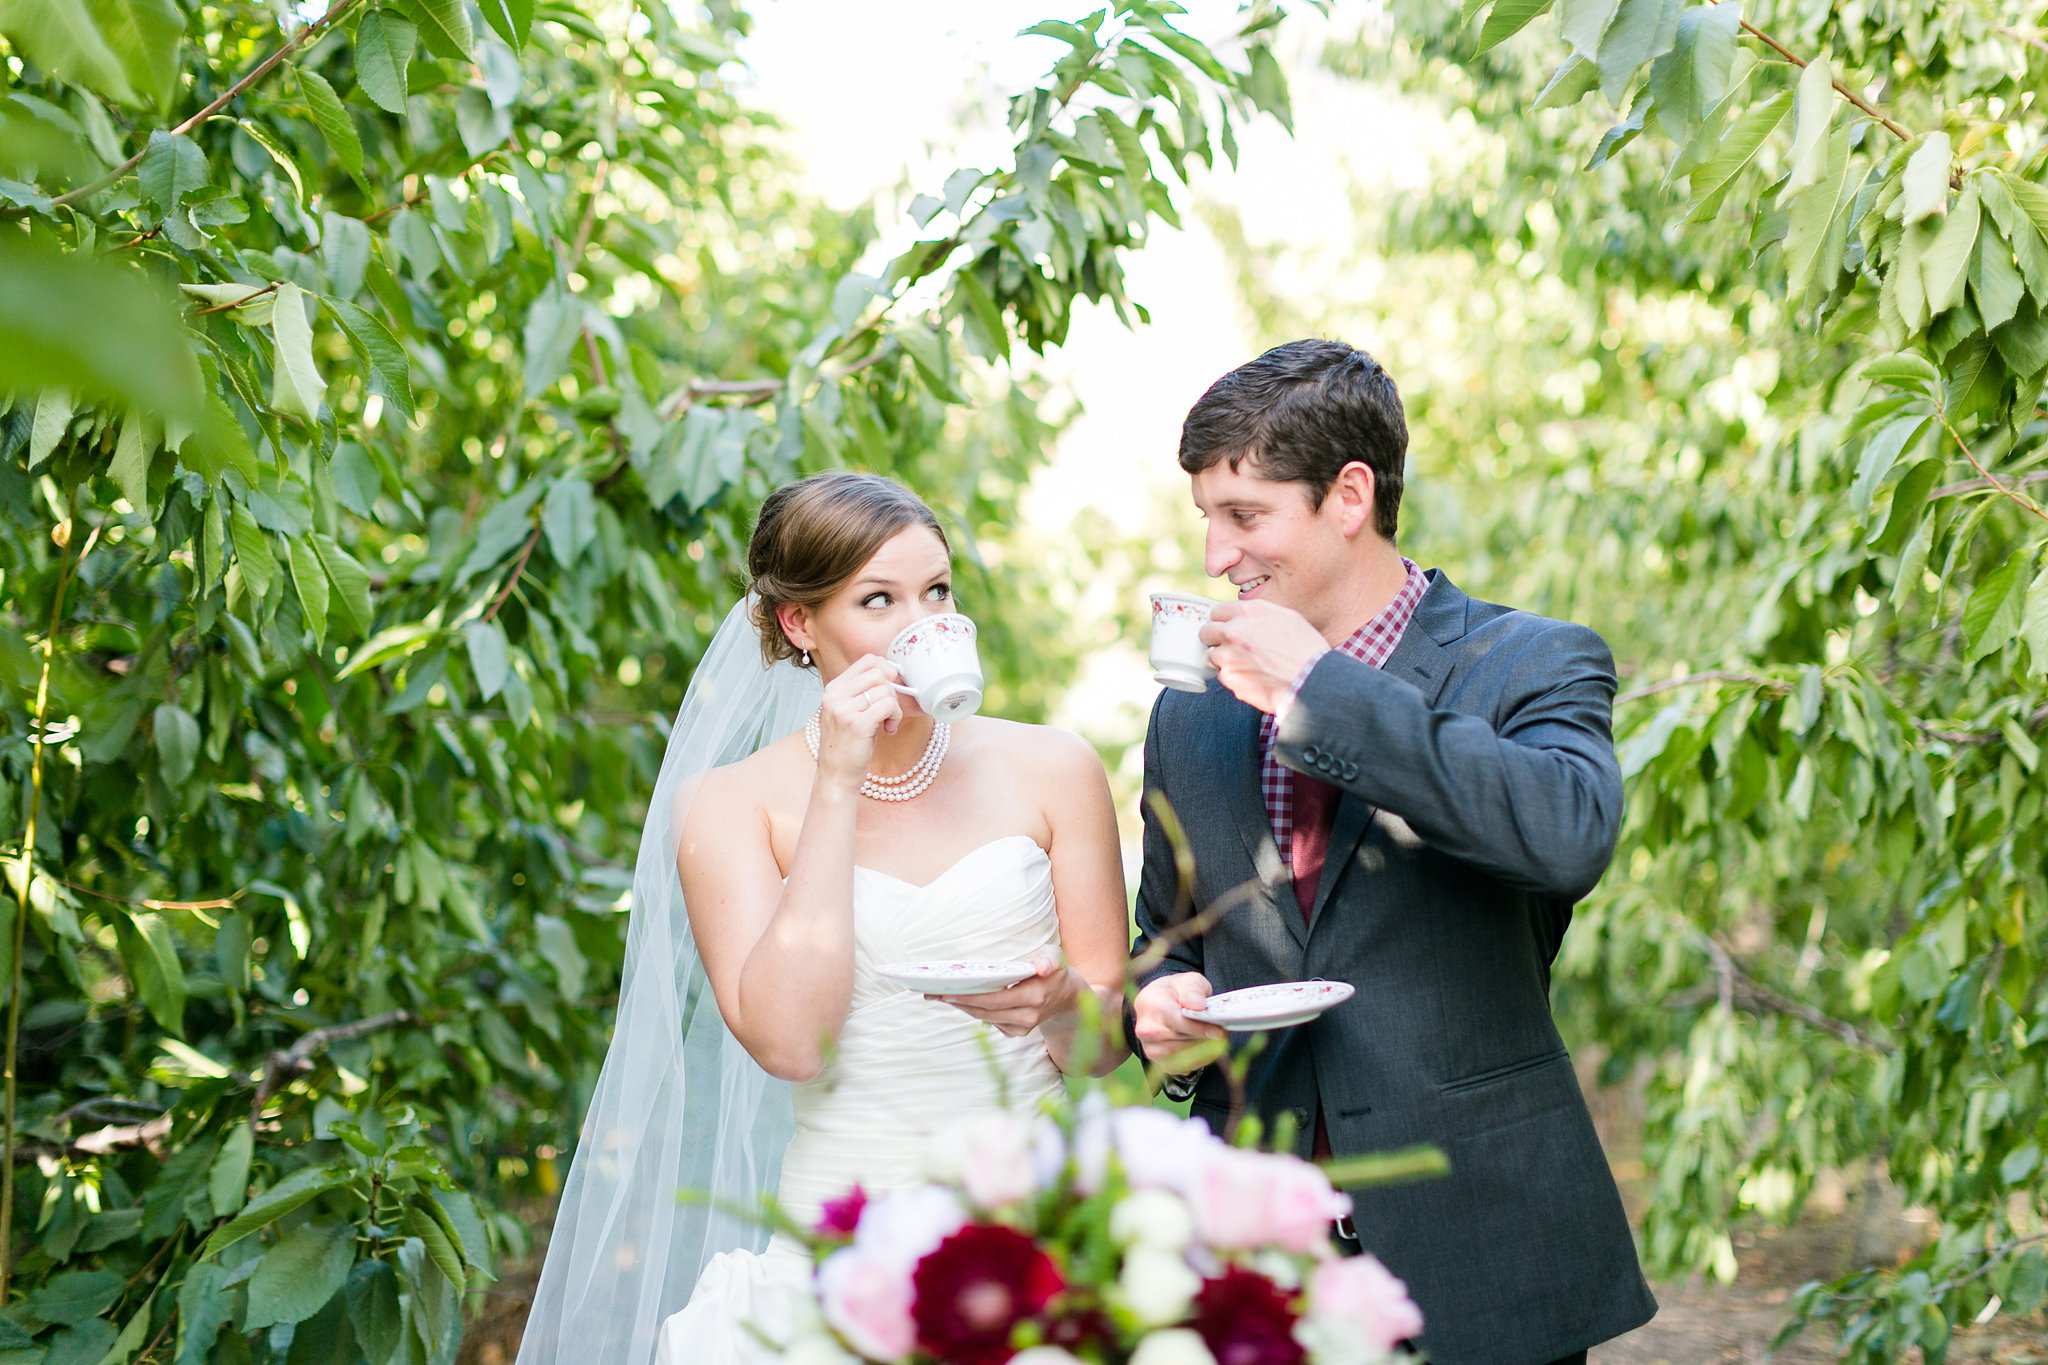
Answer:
xmin=1195 ymin=2 xmax=2046 ymax=1358
xmin=0 ymin=0 xmax=1297 ymax=1359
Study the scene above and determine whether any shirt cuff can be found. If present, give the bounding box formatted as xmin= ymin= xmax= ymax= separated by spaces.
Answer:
xmin=1162 ymin=1068 xmax=1204 ymax=1102
xmin=1273 ymin=649 xmax=1330 ymax=728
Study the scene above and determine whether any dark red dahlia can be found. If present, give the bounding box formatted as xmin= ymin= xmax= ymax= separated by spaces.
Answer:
xmin=1191 ymin=1265 xmax=1305 ymax=1365
xmin=814 ymin=1185 xmax=868 ymax=1239
xmin=1044 ymin=1302 xmax=1116 ymax=1350
xmin=911 ymin=1223 xmax=1065 ymax=1365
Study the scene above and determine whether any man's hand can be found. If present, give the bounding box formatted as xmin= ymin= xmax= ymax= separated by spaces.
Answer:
xmin=1132 ymin=972 xmax=1226 ymax=1072
xmin=1199 ymin=600 xmax=1330 ymax=716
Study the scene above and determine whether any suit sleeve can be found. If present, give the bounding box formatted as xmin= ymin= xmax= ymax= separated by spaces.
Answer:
xmin=1129 ymin=693 xmax=1204 ymax=1000
xmin=1274 ymin=620 xmax=1623 ymax=902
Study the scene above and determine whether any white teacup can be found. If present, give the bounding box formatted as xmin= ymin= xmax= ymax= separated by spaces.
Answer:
xmin=1149 ymin=593 xmax=1219 ymax=693
xmin=885 ymin=613 xmax=984 ymax=721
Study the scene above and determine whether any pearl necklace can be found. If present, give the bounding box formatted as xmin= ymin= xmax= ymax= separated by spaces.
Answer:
xmin=804 ymin=713 xmax=951 ymax=802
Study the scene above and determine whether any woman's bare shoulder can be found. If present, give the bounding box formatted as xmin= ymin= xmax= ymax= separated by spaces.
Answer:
xmin=673 ymin=729 xmax=810 ymax=830
xmin=969 ymin=716 xmax=1103 ymax=779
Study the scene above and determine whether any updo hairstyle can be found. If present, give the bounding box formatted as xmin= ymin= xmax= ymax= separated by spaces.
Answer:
xmin=746 ymin=472 xmax=949 ymax=668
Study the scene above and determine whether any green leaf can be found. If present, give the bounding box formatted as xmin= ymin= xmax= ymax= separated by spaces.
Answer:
xmin=153 ymin=701 xmax=198 ymax=785
xmin=1475 ymin=0 xmax=1554 ymax=54
xmin=236 ymin=116 xmax=305 ymax=207
xmin=298 ymin=66 xmax=363 ymax=182
xmin=895 ymin=323 xmax=964 ymax=403
xmin=541 ymin=475 xmax=597 ymax=567
xmin=402 ymin=0 xmax=472 ymax=59
xmin=2021 ymin=561 xmax=2048 ymax=677
xmin=1780 ymin=56 xmax=1834 ymax=198
xmin=1646 ymin=2 xmax=1738 ymax=140
xmin=1920 ymin=181 xmax=1979 ymax=316
xmin=246 ymin=1220 xmax=356 ymax=1330
xmin=405 ymin=1201 xmax=466 ymax=1290
xmin=1242 ymin=42 xmax=1291 ymax=135
xmin=0 ymin=0 xmax=137 ymax=103
xmin=1782 ymin=121 xmax=1855 ymax=306
xmin=1532 ymin=52 xmax=1601 ymax=111
xmin=346 ymin=1259 xmax=403 ymax=1364
xmin=210 ymin=1123 xmax=254 ymax=1219
xmin=138 ymin=129 xmax=208 ymax=213
xmin=1593 ymin=0 xmax=1679 ymax=103
xmin=1981 ymin=173 xmax=2048 ymax=296
xmin=354 ymin=9 xmax=416 ymax=116
xmin=1900 ymin=132 xmax=1952 ymax=226
xmin=476 ymin=0 xmax=532 ymax=51
xmin=109 ymin=413 xmax=154 ymax=513
xmin=199 ymin=1165 xmax=353 ymax=1260
xmin=2002 ymin=1142 xmax=2041 ymax=1185
xmin=1971 ymin=215 xmax=2025 ymax=330
xmin=1962 ymin=554 xmax=2027 ymax=664
xmin=269 ymin=282 xmax=325 ymax=421
xmin=175 ymin=1262 xmax=232 ymax=1365
xmin=289 ymin=534 xmax=330 ymax=640
xmin=1686 ymin=88 xmax=1791 ymax=223
xmin=24 ymin=1269 xmax=122 ymax=1327
xmin=113 ymin=910 xmax=186 ymax=1035
xmin=1860 ymin=352 xmax=1942 ymax=391
xmin=315 ymin=534 xmax=373 ymax=640
xmin=338 ymin=620 xmax=438 ymax=678
xmin=1557 ymin=0 xmax=1616 ymax=55
xmin=1020 ymin=18 xmax=1095 ymax=53
xmin=228 ymin=503 xmax=278 ymax=600
xmin=465 ymin=620 xmax=509 ymax=701
xmin=325 ymin=296 xmax=415 ymax=421
xmin=84 ymin=0 xmax=184 ymax=109
xmin=30 ymin=388 xmax=75 ymax=467
xmin=521 ymin=281 xmax=579 ymax=400
xmin=535 ymin=914 xmax=585 ymax=1000
xmin=0 ymin=233 xmax=202 ymax=419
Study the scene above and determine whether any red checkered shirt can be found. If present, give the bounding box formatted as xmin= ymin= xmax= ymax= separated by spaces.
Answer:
xmin=1262 ymin=558 xmax=1426 ymax=872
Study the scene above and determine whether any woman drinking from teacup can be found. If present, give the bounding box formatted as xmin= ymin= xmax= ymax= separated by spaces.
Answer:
xmin=515 ymin=471 xmax=1130 ymax=1365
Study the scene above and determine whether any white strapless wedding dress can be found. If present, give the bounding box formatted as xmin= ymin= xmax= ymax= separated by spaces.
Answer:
xmin=655 ymin=834 xmax=1065 ymax=1364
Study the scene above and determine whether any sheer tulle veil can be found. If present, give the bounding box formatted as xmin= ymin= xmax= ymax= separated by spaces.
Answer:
xmin=515 ymin=596 xmax=821 ymax=1364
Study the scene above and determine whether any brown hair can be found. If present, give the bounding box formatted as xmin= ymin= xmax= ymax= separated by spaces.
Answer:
xmin=746 ymin=472 xmax=949 ymax=667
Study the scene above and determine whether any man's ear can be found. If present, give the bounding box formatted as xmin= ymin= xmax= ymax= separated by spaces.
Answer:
xmin=1332 ymin=461 xmax=1377 ymax=538
xmin=776 ymin=601 xmax=813 ymax=655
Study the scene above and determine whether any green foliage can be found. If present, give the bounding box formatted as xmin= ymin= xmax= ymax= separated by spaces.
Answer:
xmin=1299 ymin=2 xmax=2046 ymax=1357
xmin=0 ymin=0 xmax=1305 ymax=1357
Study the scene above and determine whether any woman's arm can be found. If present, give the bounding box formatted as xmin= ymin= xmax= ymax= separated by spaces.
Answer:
xmin=938 ymin=726 xmax=1131 ymax=1077
xmin=679 ymin=654 xmax=905 ymax=1081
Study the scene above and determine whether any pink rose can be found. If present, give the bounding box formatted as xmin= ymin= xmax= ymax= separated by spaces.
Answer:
xmin=853 ymin=1186 xmax=967 ymax=1267
xmin=923 ymin=1111 xmax=1057 ymax=1209
xmin=1073 ymin=1102 xmax=1228 ymax=1197
xmin=1303 ymin=1254 xmax=1424 ymax=1354
xmin=1190 ymin=1148 xmax=1350 ymax=1253
xmin=817 ymin=1247 xmax=916 ymax=1361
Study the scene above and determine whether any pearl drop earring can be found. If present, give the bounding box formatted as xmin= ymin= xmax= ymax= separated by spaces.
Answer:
xmin=800 ymin=649 xmax=811 ymax=668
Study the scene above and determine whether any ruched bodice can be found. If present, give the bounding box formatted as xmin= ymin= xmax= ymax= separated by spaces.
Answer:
xmin=657 ymin=835 xmax=1065 ymax=1364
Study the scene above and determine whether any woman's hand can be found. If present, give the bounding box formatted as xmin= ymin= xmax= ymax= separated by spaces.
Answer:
xmin=932 ymin=946 xmax=1082 ymax=1038
xmin=813 ymin=655 xmax=905 ymax=788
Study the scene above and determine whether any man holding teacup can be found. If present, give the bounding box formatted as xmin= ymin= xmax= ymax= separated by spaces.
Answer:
xmin=1127 ymin=339 xmax=1656 ymax=1365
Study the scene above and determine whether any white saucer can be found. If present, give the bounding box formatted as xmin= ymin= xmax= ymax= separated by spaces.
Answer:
xmin=1181 ymin=980 xmax=1355 ymax=1031
xmin=875 ymin=960 xmax=1036 ymax=996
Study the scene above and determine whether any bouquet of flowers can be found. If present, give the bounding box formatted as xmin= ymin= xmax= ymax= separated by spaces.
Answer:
xmin=768 ymin=1097 xmax=1425 ymax=1365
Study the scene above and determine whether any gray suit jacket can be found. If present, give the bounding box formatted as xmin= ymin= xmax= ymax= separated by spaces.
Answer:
xmin=1131 ymin=571 xmax=1656 ymax=1365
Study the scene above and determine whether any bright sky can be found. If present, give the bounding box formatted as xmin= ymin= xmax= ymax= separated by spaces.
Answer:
xmin=737 ymin=2 xmax=1447 ymax=778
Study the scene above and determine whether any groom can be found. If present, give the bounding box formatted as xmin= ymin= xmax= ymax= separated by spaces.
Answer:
xmin=1129 ymin=340 xmax=1656 ymax=1365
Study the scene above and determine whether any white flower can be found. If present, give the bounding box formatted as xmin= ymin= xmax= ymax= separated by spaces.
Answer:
xmin=1115 ymin=1247 xmax=1202 ymax=1328
xmin=1110 ymin=1187 xmax=1195 ymax=1253
xmin=1129 ymin=1327 xmax=1219 ymax=1365
xmin=1073 ymin=1100 xmax=1228 ymax=1197
xmin=1009 ymin=1350 xmax=1088 ymax=1365
xmin=922 ymin=1109 xmax=1048 ymax=1209
xmin=851 ymin=1184 xmax=965 ymax=1268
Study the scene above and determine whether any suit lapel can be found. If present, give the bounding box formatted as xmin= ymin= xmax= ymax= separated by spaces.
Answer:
xmin=1308 ymin=572 xmax=1467 ymax=927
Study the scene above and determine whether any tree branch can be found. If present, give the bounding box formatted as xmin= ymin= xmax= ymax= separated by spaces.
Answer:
xmin=1681 ymin=934 xmax=1895 ymax=1054
xmin=1935 ymin=413 xmax=2048 ymax=522
xmin=252 ymin=1010 xmax=415 ymax=1113
xmin=1930 ymin=470 xmax=2048 ymax=500
xmin=1708 ymin=1 xmax=1912 ymax=142
xmin=5 ymin=0 xmax=368 ymax=218
xmin=482 ymin=525 xmax=543 ymax=624
xmin=1616 ymin=669 xmax=1793 ymax=705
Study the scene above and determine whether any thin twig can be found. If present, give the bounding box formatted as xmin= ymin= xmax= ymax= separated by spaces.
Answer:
xmin=252 ymin=1010 xmax=414 ymax=1114
xmin=2 ymin=516 xmax=97 ymax=1301
xmin=1930 ymin=470 xmax=2048 ymax=500
xmin=1678 ymin=933 xmax=1895 ymax=1054
xmin=49 ymin=875 xmax=242 ymax=912
xmin=1616 ymin=669 xmax=1793 ymax=705
xmin=190 ymin=283 xmax=277 ymax=318
xmin=481 ymin=525 xmax=543 ymax=624
xmin=1993 ymin=27 xmax=2048 ymax=58
xmin=1708 ymin=1 xmax=1912 ymax=142
xmin=8 ymin=0 xmax=368 ymax=217
xmin=1936 ymin=414 xmax=2048 ymax=522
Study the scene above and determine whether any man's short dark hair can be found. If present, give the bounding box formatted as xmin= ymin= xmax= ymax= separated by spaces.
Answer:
xmin=1178 ymin=338 xmax=1408 ymax=539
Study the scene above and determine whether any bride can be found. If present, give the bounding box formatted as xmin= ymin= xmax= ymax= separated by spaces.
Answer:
xmin=516 ymin=471 xmax=1130 ymax=1365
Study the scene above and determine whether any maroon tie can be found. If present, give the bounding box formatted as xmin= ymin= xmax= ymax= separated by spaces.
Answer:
xmin=1289 ymin=766 xmax=1340 ymax=925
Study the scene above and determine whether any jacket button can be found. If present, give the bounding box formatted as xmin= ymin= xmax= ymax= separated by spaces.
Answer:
xmin=1342 ymin=761 xmax=1359 ymax=781
xmin=1303 ymin=744 xmax=1320 ymax=762
xmin=1291 ymin=1107 xmax=1311 ymax=1128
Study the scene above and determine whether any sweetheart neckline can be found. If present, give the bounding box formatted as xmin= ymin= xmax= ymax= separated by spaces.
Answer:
xmin=851 ymin=833 xmax=1047 ymax=892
